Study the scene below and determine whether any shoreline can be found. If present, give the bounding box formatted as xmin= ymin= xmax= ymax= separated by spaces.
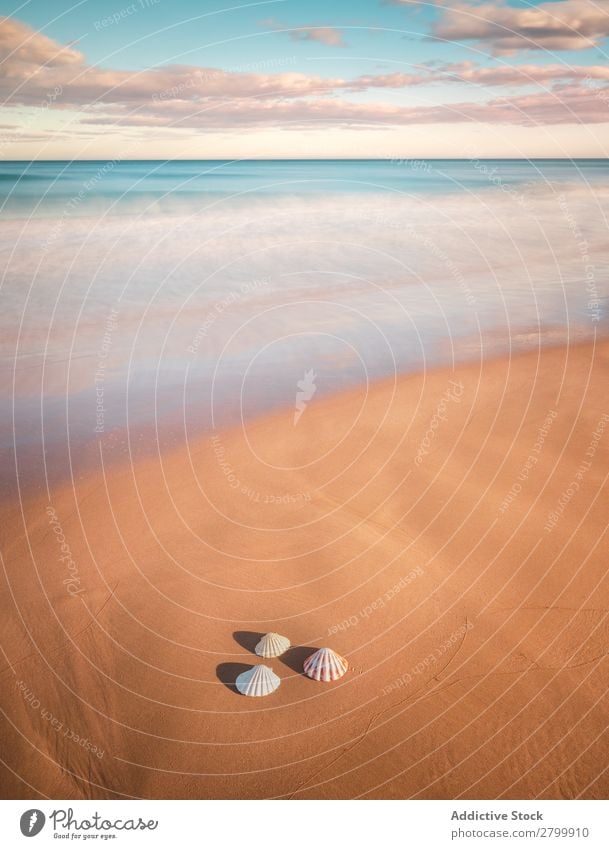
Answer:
xmin=3 ymin=326 xmax=606 ymax=504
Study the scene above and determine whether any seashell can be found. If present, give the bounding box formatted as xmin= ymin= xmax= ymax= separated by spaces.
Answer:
xmin=303 ymin=647 xmax=348 ymax=682
xmin=235 ymin=664 xmax=281 ymax=697
xmin=255 ymin=632 xmax=291 ymax=658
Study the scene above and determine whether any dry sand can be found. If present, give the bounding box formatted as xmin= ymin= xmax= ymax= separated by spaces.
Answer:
xmin=1 ymin=339 xmax=609 ymax=799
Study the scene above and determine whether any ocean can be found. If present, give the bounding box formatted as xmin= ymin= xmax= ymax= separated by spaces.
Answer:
xmin=2 ymin=158 xmax=609 ymax=216
xmin=1 ymin=159 xmax=608 ymax=491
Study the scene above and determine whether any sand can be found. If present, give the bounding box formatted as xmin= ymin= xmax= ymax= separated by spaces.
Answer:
xmin=1 ymin=339 xmax=609 ymax=800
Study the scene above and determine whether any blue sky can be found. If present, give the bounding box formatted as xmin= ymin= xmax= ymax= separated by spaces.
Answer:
xmin=5 ymin=0 xmax=605 ymax=70
xmin=2 ymin=0 xmax=452 ymax=70
xmin=1 ymin=0 xmax=608 ymax=157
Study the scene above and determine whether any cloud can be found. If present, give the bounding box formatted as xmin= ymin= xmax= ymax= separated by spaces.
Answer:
xmin=0 ymin=15 xmax=83 ymax=68
xmin=261 ymin=18 xmax=348 ymax=47
xmin=80 ymin=84 xmax=609 ymax=130
xmin=431 ymin=0 xmax=609 ymax=54
xmin=4 ymin=45 xmax=606 ymax=110
xmin=440 ymin=60 xmax=609 ymax=85
xmin=1 ymin=15 xmax=608 ymax=135
xmin=1 ymin=63 xmax=428 ymax=107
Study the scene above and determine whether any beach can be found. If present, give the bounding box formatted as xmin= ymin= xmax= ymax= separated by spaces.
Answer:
xmin=1 ymin=337 xmax=608 ymax=799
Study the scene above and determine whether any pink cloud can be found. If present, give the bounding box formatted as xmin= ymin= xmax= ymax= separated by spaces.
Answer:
xmin=78 ymin=84 xmax=609 ymax=130
xmin=430 ymin=0 xmax=609 ymax=54
xmin=0 ymin=15 xmax=83 ymax=67
xmin=1 ymin=15 xmax=608 ymax=134
xmin=440 ymin=60 xmax=609 ymax=85
xmin=261 ymin=19 xmax=348 ymax=47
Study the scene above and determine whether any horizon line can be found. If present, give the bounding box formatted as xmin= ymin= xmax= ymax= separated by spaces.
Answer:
xmin=2 ymin=157 xmax=608 ymax=163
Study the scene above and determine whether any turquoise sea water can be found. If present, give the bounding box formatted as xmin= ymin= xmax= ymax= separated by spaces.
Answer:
xmin=1 ymin=158 xmax=609 ymax=217
xmin=1 ymin=159 xmax=608 ymax=490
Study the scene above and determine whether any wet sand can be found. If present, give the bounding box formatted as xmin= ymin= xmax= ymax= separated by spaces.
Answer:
xmin=1 ymin=338 xmax=609 ymax=799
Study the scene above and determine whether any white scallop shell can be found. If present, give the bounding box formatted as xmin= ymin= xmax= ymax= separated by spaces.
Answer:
xmin=235 ymin=664 xmax=281 ymax=697
xmin=303 ymin=647 xmax=348 ymax=682
xmin=255 ymin=632 xmax=291 ymax=658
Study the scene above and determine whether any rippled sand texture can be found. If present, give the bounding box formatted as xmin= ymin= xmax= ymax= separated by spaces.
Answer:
xmin=1 ymin=340 xmax=608 ymax=799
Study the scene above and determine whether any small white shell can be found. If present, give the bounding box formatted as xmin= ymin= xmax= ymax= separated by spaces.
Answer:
xmin=303 ymin=647 xmax=348 ymax=682
xmin=255 ymin=632 xmax=291 ymax=658
xmin=235 ymin=664 xmax=281 ymax=697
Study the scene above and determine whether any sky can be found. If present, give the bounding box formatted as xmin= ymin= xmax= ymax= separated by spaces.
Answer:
xmin=1 ymin=0 xmax=609 ymax=158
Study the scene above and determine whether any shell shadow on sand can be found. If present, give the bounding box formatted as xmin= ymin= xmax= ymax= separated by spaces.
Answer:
xmin=232 ymin=630 xmax=265 ymax=653
xmin=216 ymin=662 xmax=252 ymax=693
xmin=280 ymin=646 xmax=318 ymax=674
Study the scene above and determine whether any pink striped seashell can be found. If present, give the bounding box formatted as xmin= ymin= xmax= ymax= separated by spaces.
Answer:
xmin=303 ymin=647 xmax=348 ymax=682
